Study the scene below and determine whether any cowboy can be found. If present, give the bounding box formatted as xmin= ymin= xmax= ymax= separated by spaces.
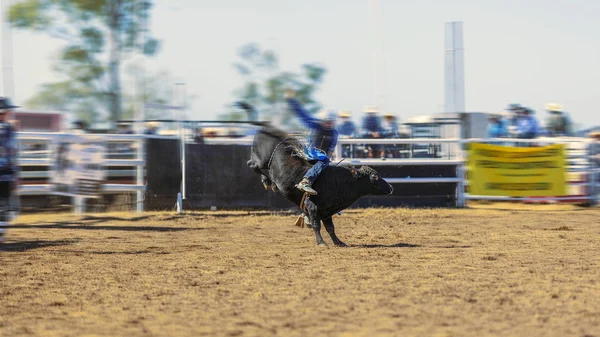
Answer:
xmin=361 ymin=106 xmax=384 ymax=158
xmin=0 ymin=97 xmax=19 ymax=242
xmin=144 ymin=121 xmax=160 ymax=135
xmin=285 ymin=89 xmax=338 ymax=195
xmin=72 ymin=119 xmax=88 ymax=134
xmin=337 ymin=111 xmax=356 ymax=137
xmin=545 ymin=103 xmax=573 ymax=137
xmin=337 ymin=110 xmax=356 ymax=158
xmin=116 ymin=121 xmax=134 ymax=134
xmin=487 ymin=112 xmax=508 ymax=139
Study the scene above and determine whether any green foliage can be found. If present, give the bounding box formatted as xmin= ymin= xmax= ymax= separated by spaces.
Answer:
xmin=8 ymin=0 xmax=160 ymax=123
xmin=225 ymin=43 xmax=327 ymax=129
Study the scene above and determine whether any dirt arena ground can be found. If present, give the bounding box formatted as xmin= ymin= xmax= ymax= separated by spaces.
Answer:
xmin=1 ymin=205 xmax=599 ymax=337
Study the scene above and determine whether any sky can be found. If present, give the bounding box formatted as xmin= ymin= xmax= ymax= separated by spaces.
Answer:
xmin=4 ymin=0 xmax=600 ymax=128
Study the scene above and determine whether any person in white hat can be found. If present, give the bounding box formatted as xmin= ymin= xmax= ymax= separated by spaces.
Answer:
xmin=361 ymin=106 xmax=384 ymax=157
xmin=337 ymin=110 xmax=356 ymax=158
xmin=337 ymin=110 xmax=356 ymax=137
xmin=285 ymin=89 xmax=338 ymax=195
xmin=0 ymin=97 xmax=19 ymax=243
xmin=545 ymin=103 xmax=573 ymax=137
xmin=144 ymin=121 xmax=160 ymax=135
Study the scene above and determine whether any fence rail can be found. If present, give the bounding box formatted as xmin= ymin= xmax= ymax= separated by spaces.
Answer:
xmin=16 ymin=132 xmax=146 ymax=213
xmin=13 ymin=132 xmax=599 ymax=212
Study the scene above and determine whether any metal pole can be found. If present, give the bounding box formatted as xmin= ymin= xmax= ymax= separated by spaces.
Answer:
xmin=1 ymin=0 xmax=16 ymax=98
xmin=588 ymin=139 xmax=598 ymax=206
xmin=369 ymin=0 xmax=387 ymax=112
xmin=136 ymin=138 xmax=144 ymax=212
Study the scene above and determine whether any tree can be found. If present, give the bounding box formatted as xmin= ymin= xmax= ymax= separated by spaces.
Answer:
xmin=226 ymin=43 xmax=327 ymax=129
xmin=122 ymin=67 xmax=188 ymax=121
xmin=8 ymin=0 xmax=160 ymax=123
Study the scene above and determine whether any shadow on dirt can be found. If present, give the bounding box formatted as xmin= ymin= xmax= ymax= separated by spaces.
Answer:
xmin=0 ymin=239 xmax=79 ymax=252
xmin=7 ymin=223 xmax=205 ymax=232
xmin=80 ymin=215 xmax=152 ymax=222
xmin=353 ymin=242 xmax=421 ymax=248
xmin=55 ymin=249 xmax=171 ymax=255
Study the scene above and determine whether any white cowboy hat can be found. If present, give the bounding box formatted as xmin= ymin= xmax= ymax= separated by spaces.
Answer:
xmin=546 ymin=102 xmax=563 ymax=112
xmin=364 ymin=105 xmax=379 ymax=114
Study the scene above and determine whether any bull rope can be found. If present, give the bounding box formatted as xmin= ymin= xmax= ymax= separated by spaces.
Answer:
xmin=293 ymin=192 xmax=310 ymax=228
xmin=267 ymin=137 xmax=293 ymax=169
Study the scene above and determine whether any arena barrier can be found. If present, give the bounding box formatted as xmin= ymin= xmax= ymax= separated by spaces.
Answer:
xmin=462 ymin=137 xmax=598 ymax=205
xmin=16 ymin=132 xmax=148 ymax=213
xmin=15 ymin=132 xmax=599 ymax=212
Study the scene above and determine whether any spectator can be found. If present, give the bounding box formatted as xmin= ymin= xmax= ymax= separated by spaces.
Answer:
xmin=487 ymin=113 xmax=508 ymax=139
xmin=382 ymin=113 xmax=400 ymax=138
xmin=545 ymin=103 xmax=573 ymax=137
xmin=382 ymin=113 xmax=400 ymax=158
xmin=397 ymin=125 xmax=412 ymax=158
xmin=361 ymin=106 xmax=384 ymax=158
xmin=337 ymin=111 xmax=356 ymax=137
xmin=361 ymin=106 xmax=383 ymax=137
xmin=0 ymin=97 xmax=19 ymax=243
xmin=144 ymin=121 xmax=160 ymax=135
xmin=194 ymin=127 xmax=205 ymax=144
xmin=72 ymin=120 xmax=88 ymax=134
xmin=510 ymin=107 xmax=540 ymax=145
xmin=506 ymin=103 xmax=522 ymax=129
xmin=337 ymin=111 xmax=356 ymax=158
xmin=203 ymin=128 xmax=219 ymax=138
xmin=116 ymin=121 xmax=134 ymax=134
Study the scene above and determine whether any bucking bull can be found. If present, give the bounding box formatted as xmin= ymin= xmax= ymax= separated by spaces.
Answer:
xmin=247 ymin=124 xmax=394 ymax=247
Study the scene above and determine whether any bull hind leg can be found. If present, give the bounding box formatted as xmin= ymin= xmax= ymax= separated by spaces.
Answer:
xmin=305 ymin=202 xmax=327 ymax=247
xmin=322 ymin=217 xmax=347 ymax=247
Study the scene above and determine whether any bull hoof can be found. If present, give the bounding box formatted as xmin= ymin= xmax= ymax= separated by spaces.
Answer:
xmin=334 ymin=241 xmax=348 ymax=247
xmin=317 ymin=242 xmax=328 ymax=248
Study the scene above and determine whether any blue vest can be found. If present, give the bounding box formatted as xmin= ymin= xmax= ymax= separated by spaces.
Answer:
xmin=0 ymin=122 xmax=16 ymax=178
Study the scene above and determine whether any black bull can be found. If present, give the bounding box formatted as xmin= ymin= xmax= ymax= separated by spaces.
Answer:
xmin=247 ymin=126 xmax=394 ymax=247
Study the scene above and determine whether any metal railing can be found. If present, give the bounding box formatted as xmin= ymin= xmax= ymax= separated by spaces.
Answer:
xmin=17 ymin=132 xmax=146 ymax=213
xmin=15 ymin=132 xmax=598 ymax=212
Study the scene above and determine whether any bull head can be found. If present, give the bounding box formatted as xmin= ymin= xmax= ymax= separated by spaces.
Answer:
xmin=351 ymin=166 xmax=394 ymax=196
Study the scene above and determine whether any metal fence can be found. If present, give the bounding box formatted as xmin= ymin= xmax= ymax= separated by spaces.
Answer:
xmin=17 ymin=132 xmax=146 ymax=213
xmin=14 ymin=131 xmax=599 ymax=213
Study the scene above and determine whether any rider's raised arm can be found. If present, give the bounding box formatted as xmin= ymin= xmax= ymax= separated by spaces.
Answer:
xmin=286 ymin=98 xmax=320 ymax=130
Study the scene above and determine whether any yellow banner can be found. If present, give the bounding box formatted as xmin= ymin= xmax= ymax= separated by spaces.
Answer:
xmin=467 ymin=143 xmax=566 ymax=196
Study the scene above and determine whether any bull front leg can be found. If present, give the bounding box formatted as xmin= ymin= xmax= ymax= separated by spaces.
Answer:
xmin=305 ymin=201 xmax=327 ymax=247
xmin=322 ymin=217 xmax=347 ymax=247
xmin=247 ymin=159 xmax=274 ymax=190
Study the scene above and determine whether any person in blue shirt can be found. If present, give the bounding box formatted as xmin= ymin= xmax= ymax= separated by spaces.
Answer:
xmin=337 ymin=111 xmax=356 ymax=158
xmin=0 ymin=97 xmax=19 ymax=242
xmin=381 ymin=113 xmax=400 ymax=157
xmin=337 ymin=111 xmax=356 ymax=137
xmin=285 ymin=89 xmax=338 ymax=195
xmin=361 ymin=106 xmax=384 ymax=157
xmin=514 ymin=107 xmax=540 ymax=139
xmin=487 ymin=113 xmax=508 ymax=140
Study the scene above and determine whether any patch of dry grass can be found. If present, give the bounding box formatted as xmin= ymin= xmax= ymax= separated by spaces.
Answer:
xmin=1 ymin=207 xmax=599 ymax=337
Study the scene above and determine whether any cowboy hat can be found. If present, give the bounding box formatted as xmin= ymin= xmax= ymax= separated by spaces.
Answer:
xmin=546 ymin=102 xmax=563 ymax=113
xmin=338 ymin=110 xmax=351 ymax=118
xmin=364 ymin=105 xmax=379 ymax=114
xmin=0 ymin=97 xmax=19 ymax=111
